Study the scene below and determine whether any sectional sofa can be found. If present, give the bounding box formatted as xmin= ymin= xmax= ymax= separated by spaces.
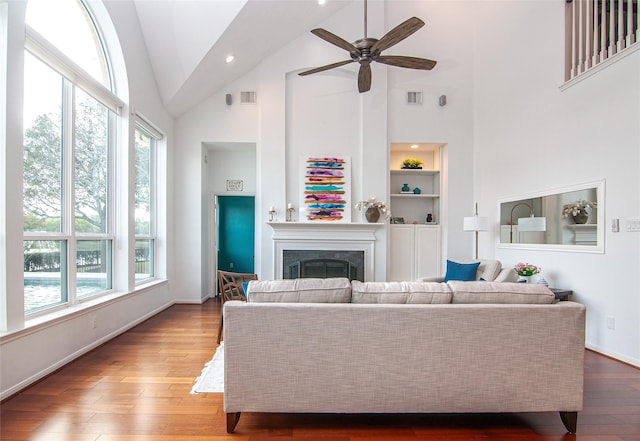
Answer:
xmin=223 ymin=278 xmax=585 ymax=434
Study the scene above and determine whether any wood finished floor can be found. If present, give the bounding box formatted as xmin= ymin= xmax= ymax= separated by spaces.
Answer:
xmin=1 ymin=299 xmax=639 ymax=441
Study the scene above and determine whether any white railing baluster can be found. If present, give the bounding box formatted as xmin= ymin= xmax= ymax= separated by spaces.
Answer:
xmin=592 ymin=0 xmax=599 ymax=65
xmin=609 ymin=0 xmax=616 ymax=55
xmin=627 ymin=0 xmax=634 ymax=46
xmin=580 ymin=0 xmax=587 ymax=73
xmin=571 ymin=1 xmax=580 ymax=78
xmin=617 ymin=0 xmax=624 ymax=51
xmin=586 ymin=0 xmax=593 ymax=68
xmin=637 ymin=0 xmax=640 ymax=43
xmin=601 ymin=0 xmax=608 ymax=61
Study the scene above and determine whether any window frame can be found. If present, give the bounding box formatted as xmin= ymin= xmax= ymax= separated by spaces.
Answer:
xmin=22 ymin=2 xmax=121 ymax=316
xmin=134 ymin=118 xmax=161 ymax=284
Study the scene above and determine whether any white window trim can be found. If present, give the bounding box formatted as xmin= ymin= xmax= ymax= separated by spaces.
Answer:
xmin=25 ymin=24 xmax=123 ymax=114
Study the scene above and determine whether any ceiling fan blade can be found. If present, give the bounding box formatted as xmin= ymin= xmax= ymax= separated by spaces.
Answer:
xmin=358 ymin=63 xmax=372 ymax=93
xmin=375 ymin=55 xmax=437 ymax=70
xmin=298 ymin=59 xmax=355 ymax=76
xmin=310 ymin=28 xmax=359 ymax=55
xmin=370 ymin=17 xmax=425 ymax=55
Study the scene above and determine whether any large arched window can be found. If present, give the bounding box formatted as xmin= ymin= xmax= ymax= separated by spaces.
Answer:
xmin=23 ymin=0 xmax=123 ymax=315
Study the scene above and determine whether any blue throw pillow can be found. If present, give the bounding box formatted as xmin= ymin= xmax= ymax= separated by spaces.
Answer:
xmin=443 ymin=260 xmax=481 ymax=282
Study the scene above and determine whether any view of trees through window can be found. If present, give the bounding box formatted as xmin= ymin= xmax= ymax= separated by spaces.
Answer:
xmin=23 ymin=0 xmax=114 ymax=314
xmin=135 ymin=126 xmax=156 ymax=281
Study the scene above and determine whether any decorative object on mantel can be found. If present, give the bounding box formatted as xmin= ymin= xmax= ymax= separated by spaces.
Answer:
xmin=302 ymin=157 xmax=351 ymax=222
xmin=268 ymin=206 xmax=277 ymax=222
xmin=514 ymin=262 xmax=540 ymax=283
xmin=355 ymin=197 xmax=391 ymax=223
xmin=286 ymin=203 xmax=295 ymax=222
xmin=401 ymin=157 xmax=423 ymax=169
xmin=562 ymin=200 xmax=597 ymax=224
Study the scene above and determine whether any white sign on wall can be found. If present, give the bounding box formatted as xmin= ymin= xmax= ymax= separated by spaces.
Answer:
xmin=226 ymin=179 xmax=243 ymax=191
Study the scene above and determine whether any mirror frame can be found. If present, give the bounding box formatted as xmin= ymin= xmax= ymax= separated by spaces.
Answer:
xmin=497 ymin=179 xmax=605 ymax=253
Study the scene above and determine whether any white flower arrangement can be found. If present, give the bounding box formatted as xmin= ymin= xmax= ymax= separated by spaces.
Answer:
xmin=355 ymin=197 xmax=391 ymax=219
xmin=562 ymin=200 xmax=597 ymax=218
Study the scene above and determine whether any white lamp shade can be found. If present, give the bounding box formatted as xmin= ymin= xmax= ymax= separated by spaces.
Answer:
xmin=518 ymin=216 xmax=546 ymax=232
xmin=463 ymin=216 xmax=489 ymax=232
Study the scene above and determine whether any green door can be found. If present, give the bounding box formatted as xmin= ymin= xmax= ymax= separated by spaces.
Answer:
xmin=217 ymin=195 xmax=255 ymax=274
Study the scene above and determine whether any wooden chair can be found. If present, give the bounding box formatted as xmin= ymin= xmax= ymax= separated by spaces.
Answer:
xmin=217 ymin=270 xmax=257 ymax=344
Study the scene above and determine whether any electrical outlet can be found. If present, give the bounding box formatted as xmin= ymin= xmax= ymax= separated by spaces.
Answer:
xmin=92 ymin=316 xmax=97 ymax=329
xmin=606 ymin=316 xmax=615 ymax=330
xmin=229 ymin=262 xmax=234 ymax=269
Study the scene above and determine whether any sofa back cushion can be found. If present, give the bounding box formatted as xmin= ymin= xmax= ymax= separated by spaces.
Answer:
xmin=247 ymin=277 xmax=352 ymax=303
xmin=448 ymin=281 xmax=555 ymax=304
xmin=351 ymin=281 xmax=452 ymax=304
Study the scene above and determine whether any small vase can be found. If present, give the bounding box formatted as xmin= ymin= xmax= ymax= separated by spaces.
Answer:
xmin=401 ymin=183 xmax=410 ymax=192
xmin=572 ymin=210 xmax=588 ymax=224
xmin=364 ymin=206 xmax=380 ymax=223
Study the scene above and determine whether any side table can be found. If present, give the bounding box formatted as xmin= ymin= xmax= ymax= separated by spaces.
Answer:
xmin=549 ymin=288 xmax=572 ymax=302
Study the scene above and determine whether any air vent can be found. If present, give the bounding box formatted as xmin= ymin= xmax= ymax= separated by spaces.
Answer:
xmin=406 ymin=91 xmax=423 ymax=105
xmin=240 ymin=91 xmax=257 ymax=104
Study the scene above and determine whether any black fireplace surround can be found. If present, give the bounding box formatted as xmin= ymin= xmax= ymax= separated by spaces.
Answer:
xmin=282 ymin=250 xmax=365 ymax=281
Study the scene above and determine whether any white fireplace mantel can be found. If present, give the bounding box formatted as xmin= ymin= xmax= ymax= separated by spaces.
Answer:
xmin=267 ymin=222 xmax=384 ymax=280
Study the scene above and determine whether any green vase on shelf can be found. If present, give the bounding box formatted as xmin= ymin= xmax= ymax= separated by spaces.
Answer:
xmin=401 ymin=183 xmax=410 ymax=192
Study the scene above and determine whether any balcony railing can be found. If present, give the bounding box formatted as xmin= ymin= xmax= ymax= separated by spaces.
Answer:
xmin=566 ymin=0 xmax=639 ymax=80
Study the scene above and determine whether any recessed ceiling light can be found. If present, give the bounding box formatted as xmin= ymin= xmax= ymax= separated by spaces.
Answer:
xmin=410 ymin=144 xmax=419 ymax=149
xmin=318 ymin=0 xmax=326 ymax=5
xmin=225 ymin=55 xmax=235 ymax=63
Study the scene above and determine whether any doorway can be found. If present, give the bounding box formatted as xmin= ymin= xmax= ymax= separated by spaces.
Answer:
xmin=217 ymin=195 xmax=255 ymax=275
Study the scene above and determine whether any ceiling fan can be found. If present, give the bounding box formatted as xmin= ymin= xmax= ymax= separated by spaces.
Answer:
xmin=299 ymin=0 xmax=437 ymax=93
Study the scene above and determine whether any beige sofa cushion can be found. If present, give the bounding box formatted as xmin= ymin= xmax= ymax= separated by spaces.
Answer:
xmin=247 ymin=277 xmax=351 ymax=303
xmin=448 ymin=281 xmax=555 ymax=304
xmin=351 ymin=281 xmax=452 ymax=304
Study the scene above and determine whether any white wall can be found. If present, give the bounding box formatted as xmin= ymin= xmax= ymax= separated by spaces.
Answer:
xmin=0 ymin=0 xmax=175 ymax=399
xmin=174 ymin=72 xmax=259 ymax=302
xmin=472 ymin=1 xmax=640 ymax=366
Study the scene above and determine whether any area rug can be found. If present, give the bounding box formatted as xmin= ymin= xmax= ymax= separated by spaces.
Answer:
xmin=191 ymin=343 xmax=224 ymax=394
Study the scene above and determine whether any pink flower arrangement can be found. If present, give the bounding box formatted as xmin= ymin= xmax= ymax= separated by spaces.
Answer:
xmin=514 ymin=262 xmax=540 ymax=277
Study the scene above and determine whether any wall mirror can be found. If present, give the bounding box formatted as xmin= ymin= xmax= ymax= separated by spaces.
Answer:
xmin=498 ymin=179 xmax=604 ymax=252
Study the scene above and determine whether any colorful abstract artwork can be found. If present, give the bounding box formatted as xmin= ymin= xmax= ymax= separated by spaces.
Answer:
xmin=301 ymin=157 xmax=350 ymax=222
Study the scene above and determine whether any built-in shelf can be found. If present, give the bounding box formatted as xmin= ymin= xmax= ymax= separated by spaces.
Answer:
xmin=390 ymin=194 xmax=439 ymax=198
xmin=390 ymin=169 xmax=439 ymax=175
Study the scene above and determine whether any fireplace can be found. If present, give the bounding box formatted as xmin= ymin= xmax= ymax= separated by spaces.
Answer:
xmin=282 ymin=250 xmax=364 ymax=281
xmin=268 ymin=222 xmax=382 ymax=281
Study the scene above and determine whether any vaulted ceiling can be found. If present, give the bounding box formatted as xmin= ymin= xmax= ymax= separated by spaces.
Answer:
xmin=133 ymin=0 xmax=353 ymax=116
